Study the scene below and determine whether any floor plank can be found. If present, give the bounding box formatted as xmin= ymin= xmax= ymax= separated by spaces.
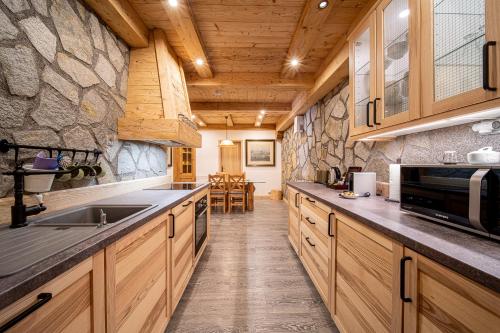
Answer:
xmin=166 ymin=200 xmax=339 ymax=333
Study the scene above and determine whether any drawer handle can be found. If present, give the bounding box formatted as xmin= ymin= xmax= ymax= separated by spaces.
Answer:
xmin=0 ymin=293 xmax=52 ymax=332
xmin=305 ymin=197 xmax=315 ymax=204
xmin=294 ymin=192 xmax=299 ymax=208
xmin=168 ymin=213 xmax=175 ymax=239
xmin=328 ymin=213 xmax=335 ymax=237
xmin=305 ymin=217 xmax=315 ymax=225
xmin=182 ymin=201 xmax=193 ymax=207
xmin=305 ymin=237 xmax=315 ymax=247
xmin=400 ymin=256 xmax=412 ymax=303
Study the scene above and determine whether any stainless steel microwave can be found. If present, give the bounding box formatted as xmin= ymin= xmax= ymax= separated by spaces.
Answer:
xmin=400 ymin=165 xmax=500 ymax=240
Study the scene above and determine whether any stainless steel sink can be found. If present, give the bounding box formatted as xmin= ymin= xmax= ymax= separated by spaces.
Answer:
xmin=0 ymin=204 xmax=156 ymax=278
xmin=33 ymin=205 xmax=155 ymax=227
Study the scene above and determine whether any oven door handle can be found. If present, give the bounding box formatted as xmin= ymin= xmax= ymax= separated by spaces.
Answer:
xmin=196 ymin=207 xmax=208 ymax=218
xmin=469 ymin=169 xmax=490 ymax=232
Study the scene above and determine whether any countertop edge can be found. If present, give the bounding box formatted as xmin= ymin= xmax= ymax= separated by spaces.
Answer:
xmin=286 ymin=181 xmax=500 ymax=294
xmin=0 ymin=184 xmax=209 ymax=311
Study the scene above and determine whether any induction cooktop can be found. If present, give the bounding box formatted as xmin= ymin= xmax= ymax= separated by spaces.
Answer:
xmin=145 ymin=183 xmax=205 ymax=191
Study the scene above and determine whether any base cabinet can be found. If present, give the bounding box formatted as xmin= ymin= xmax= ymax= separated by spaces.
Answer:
xmin=403 ymin=248 xmax=500 ymax=333
xmin=287 ymin=187 xmax=300 ymax=253
xmin=334 ymin=213 xmax=403 ymax=333
xmin=0 ymin=252 xmax=105 ymax=333
xmin=105 ymin=213 xmax=169 ymax=333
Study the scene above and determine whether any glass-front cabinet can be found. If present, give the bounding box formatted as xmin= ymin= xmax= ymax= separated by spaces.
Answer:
xmin=421 ymin=0 xmax=500 ymax=116
xmin=349 ymin=1 xmax=419 ymax=136
xmin=349 ymin=13 xmax=377 ymax=136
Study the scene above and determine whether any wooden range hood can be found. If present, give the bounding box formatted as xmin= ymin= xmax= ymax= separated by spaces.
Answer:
xmin=118 ymin=29 xmax=201 ymax=148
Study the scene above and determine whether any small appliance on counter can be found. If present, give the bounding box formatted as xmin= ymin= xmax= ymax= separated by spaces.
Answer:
xmin=348 ymin=172 xmax=376 ymax=197
xmin=315 ymin=170 xmax=329 ymax=185
xmin=400 ymin=165 xmax=500 ymax=240
xmin=467 ymin=147 xmax=500 ymax=164
xmin=388 ymin=164 xmax=401 ymax=202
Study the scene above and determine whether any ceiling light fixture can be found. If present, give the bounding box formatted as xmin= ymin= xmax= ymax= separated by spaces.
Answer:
xmin=399 ymin=9 xmax=410 ymax=18
xmin=258 ymin=114 xmax=263 ymax=119
xmin=168 ymin=0 xmax=178 ymax=7
xmin=260 ymin=109 xmax=266 ymax=115
xmin=220 ymin=116 xmax=234 ymax=146
xmin=195 ymin=58 xmax=204 ymax=66
xmin=318 ymin=1 xmax=329 ymax=9
xmin=290 ymin=58 xmax=300 ymax=67
xmin=191 ymin=114 xmax=196 ymax=120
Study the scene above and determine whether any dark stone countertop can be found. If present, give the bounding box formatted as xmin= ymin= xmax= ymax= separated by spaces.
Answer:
xmin=0 ymin=184 xmax=209 ymax=311
xmin=287 ymin=181 xmax=500 ymax=293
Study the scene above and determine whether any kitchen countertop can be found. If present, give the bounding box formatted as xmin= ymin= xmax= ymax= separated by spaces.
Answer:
xmin=287 ymin=181 xmax=500 ymax=293
xmin=0 ymin=184 xmax=209 ymax=311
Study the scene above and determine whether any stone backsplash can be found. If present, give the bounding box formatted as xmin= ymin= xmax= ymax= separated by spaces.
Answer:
xmin=0 ymin=0 xmax=167 ymax=197
xmin=281 ymin=79 xmax=500 ymax=193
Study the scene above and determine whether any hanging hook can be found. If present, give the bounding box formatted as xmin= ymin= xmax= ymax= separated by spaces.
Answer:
xmin=71 ymin=149 xmax=76 ymax=163
xmin=48 ymin=148 xmax=53 ymax=158
xmin=84 ymin=151 xmax=89 ymax=164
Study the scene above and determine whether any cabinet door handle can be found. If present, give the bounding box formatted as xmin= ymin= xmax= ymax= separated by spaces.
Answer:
xmin=168 ymin=213 xmax=175 ymax=239
xmin=182 ymin=201 xmax=193 ymax=207
xmin=0 ymin=293 xmax=52 ymax=332
xmin=328 ymin=213 xmax=335 ymax=237
xmin=305 ymin=197 xmax=315 ymax=204
xmin=295 ymin=192 xmax=299 ymax=208
xmin=400 ymin=256 xmax=412 ymax=303
xmin=373 ymin=98 xmax=381 ymax=125
xmin=483 ymin=41 xmax=497 ymax=91
xmin=305 ymin=217 xmax=315 ymax=225
xmin=366 ymin=101 xmax=374 ymax=127
xmin=305 ymin=237 xmax=315 ymax=247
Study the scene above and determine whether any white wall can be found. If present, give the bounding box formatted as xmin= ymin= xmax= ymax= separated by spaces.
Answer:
xmin=195 ymin=130 xmax=281 ymax=196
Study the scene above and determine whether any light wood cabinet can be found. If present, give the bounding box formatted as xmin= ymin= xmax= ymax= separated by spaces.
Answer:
xmin=421 ymin=0 xmax=500 ymax=116
xmin=349 ymin=0 xmax=420 ymax=136
xmin=334 ymin=212 xmax=403 ymax=333
xmin=287 ymin=186 xmax=300 ymax=254
xmin=173 ymin=147 xmax=196 ymax=182
xmin=105 ymin=213 xmax=169 ymax=333
xmin=402 ymin=248 xmax=500 ymax=333
xmin=169 ymin=197 xmax=194 ymax=312
xmin=0 ymin=252 xmax=105 ymax=333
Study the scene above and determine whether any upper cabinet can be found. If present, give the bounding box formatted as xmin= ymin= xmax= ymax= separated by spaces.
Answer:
xmin=421 ymin=0 xmax=500 ymax=116
xmin=349 ymin=0 xmax=420 ymax=136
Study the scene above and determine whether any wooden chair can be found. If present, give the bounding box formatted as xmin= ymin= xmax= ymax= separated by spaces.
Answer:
xmin=209 ymin=174 xmax=227 ymax=213
xmin=227 ymin=174 xmax=246 ymax=213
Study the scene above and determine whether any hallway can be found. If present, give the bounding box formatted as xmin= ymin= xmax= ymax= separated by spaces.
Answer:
xmin=166 ymin=200 xmax=339 ymax=333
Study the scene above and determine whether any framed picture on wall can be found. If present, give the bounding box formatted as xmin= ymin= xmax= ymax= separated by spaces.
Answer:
xmin=167 ymin=147 xmax=173 ymax=167
xmin=245 ymin=140 xmax=275 ymax=167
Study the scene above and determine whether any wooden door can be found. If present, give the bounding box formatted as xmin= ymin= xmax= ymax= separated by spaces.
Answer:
xmin=376 ymin=0 xmax=421 ymax=128
xmin=403 ymin=248 xmax=500 ymax=333
xmin=0 ymin=253 xmax=105 ymax=333
xmin=105 ymin=214 xmax=169 ymax=333
xmin=349 ymin=12 xmax=378 ymax=136
xmin=287 ymin=187 xmax=300 ymax=254
xmin=169 ymin=198 xmax=194 ymax=312
xmin=220 ymin=141 xmax=241 ymax=174
xmin=421 ymin=0 xmax=500 ymax=116
xmin=173 ymin=147 xmax=196 ymax=182
xmin=334 ymin=213 xmax=403 ymax=333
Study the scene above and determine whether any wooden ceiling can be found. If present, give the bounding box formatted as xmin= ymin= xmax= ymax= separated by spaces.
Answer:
xmin=123 ymin=0 xmax=372 ymax=129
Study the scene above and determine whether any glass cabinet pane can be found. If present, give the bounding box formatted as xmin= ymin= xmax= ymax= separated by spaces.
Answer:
xmin=354 ymin=28 xmax=372 ymax=128
xmin=383 ymin=0 xmax=409 ymax=118
xmin=434 ymin=0 xmax=485 ymax=101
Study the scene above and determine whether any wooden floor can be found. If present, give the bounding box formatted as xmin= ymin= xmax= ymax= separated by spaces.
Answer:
xmin=166 ymin=200 xmax=339 ymax=333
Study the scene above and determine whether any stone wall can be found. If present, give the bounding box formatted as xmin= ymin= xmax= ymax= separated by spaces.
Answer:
xmin=281 ymin=79 xmax=500 ymax=193
xmin=0 ymin=0 xmax=167 ymax=197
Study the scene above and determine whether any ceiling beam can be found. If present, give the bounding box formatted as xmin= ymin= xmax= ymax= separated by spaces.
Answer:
xmin=203 ymin=124 xmax=276 ymax=131
xmin=83 ymin=0 xmax=148 ymax=47
xmin=280 ymin=0 xmax=334 ymax=79
xmin=191 ymin=102 xmax=291 ymax=114
xmin=277 ymin=42 xmax=349 ymax=131
xmin=186 ymin=72 xmax=314 ymax=89
xmin=161 ymin=1 xmax=213 ymax=78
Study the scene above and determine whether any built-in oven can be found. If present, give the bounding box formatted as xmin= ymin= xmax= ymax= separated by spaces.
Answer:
xmin=194 ymin=195 xmax=208 ymax=256
xmin=400 ymin=165 xmax=500 ymax=240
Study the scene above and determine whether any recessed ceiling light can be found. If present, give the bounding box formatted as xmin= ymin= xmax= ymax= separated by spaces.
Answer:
xmin=258 ymin=114 xmax=263 ymax=119
xmin=318 ymin=1 xmax=328 ymax=9
xmin=195 ymin=58 xmax=204 ymax=66
xmin=260 ymin=109 xmax=266 ymax=115
xmin=290 ymin=58 xmax=300 ymax=67
xmin=399 ymin=9 xmax=410 ymax=18
xmin=191 ymin=114 xmax=196 ymax=120
xmin=168 ymin=0 xmax=178 ymax=7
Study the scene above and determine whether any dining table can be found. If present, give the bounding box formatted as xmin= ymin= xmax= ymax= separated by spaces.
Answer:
xmin=244 ymin=180 xmax=265 ymax=211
